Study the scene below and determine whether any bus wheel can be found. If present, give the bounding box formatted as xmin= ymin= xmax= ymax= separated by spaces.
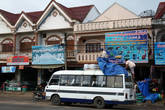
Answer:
xmin=51 ymin=95 xmax=61 ymax=105
xmin=94 ymin=97 xmax=105 ymax=109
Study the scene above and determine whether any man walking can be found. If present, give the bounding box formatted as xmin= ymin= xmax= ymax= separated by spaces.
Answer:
xmin=125 ymin=59 xmax=136 ymax=80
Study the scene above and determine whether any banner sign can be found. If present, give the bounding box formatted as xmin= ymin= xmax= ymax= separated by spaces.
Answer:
xmin=105 ymin=30 xmax=148 ymax=64
xmin=155 ymin=42 xmax=165 ymax=65
xmin=7 ymin=56 xmax=29 ymax=65
xmin=1 ymin=66 xmax=16 ymax=73
xmin=32 ymin=44 xmax=64 ymax=65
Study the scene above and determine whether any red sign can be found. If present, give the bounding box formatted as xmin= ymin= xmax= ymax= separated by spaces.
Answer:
xmin=7 ymin=56 xmax=29 ymax=65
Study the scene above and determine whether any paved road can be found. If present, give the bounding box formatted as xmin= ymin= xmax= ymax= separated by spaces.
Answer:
xmin=0 ymin=91 xmax=165 ymax=110
xmin=0 ymin=102 xmax=165 ymax=110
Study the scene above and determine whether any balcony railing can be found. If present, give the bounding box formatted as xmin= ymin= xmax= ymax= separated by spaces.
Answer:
xmin=15 ymin=51 xmax=32 ymax=59
xmin=74 ymin=18 xmax=152 ymax=32
xmin=76 ymin=52 xmax=102 ymax=63
xmin=67 ymin=50 xmax=76 ymax=58
xmin=0 ymin=52 xmax=14 ymax=60
xmin=152 ymin=19 xmax=165 ymax=25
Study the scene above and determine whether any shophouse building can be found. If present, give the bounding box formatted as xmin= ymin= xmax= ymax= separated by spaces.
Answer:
xmin=73 ymin=3 xmax=153 ymax=81
xmin=1 ymin=0 xmax=164 ymax=92
xmin=0 ymin=0 xmax=100 ymax=87
xmin=152 ymin=2 xmax=165 ymax=93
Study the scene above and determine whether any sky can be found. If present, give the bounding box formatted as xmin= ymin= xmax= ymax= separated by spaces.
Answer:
xmin=0 ymin=0 xmax=164 ymax=15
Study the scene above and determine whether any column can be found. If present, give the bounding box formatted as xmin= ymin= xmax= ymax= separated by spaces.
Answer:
xmin=13 ymin=33 xmax=16 ymax=55
xmin=64 ymin=33 xmax=67 ymax=70
xmin=37 ymin=69 xmax=44 ymax=85
xmin=74 ymin=35 xmax=80 ymax=61
xmin=15 ymin=70 xmax=21 ymax=82
xmin=34 ymin=31 xmax=38 ymax=45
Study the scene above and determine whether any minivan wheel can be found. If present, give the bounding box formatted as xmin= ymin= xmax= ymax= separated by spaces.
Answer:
xmin=51 ymin=95 xmax=61 ymax=105
xmin=94 ymin=97 xmax=105 ymax=109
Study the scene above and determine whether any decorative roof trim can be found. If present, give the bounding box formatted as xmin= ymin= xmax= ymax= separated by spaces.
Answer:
xmin=15 ymin=12 xmax=34 ymax=28
xmin=37 ymin=1 xmax=72 ymax=26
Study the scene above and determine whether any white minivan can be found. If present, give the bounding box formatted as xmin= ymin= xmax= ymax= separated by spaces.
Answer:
xmin=45 ymin=69 xmax=135 ymax=108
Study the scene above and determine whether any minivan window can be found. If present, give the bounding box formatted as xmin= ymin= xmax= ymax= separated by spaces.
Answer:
xmin=49 ymin=75 xmax=60 ymax=85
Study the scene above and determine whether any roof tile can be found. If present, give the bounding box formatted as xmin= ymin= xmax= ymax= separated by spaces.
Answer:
xmin=0 ymin=1 xmax=93 ymax=25
xmin=0 ymin=9 xmax=20 ymax=25
xmin=155 ymin=2 xmax=165 ymax=19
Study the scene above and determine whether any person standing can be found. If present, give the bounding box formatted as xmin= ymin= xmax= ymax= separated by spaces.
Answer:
xmin=101 ymin=49 xmax=108 ymax=58
xmin=125 ymin=59 xmax=136 ymax=80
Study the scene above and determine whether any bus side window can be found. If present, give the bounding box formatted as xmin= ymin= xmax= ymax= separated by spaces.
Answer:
xmin=82 ymin=76 xmax=91 ymax=87
xmin=107 ymin=76 xmax=115 ymax=88
xmin=96 ymin=76 xmax=106 ymax=87
xmin=91 ymin=75 xmax=97 ymax=87
xmin=60 ymin=75 xmax=68 ymax=86
xmin=114 ymin=76 xmax=123 ymax=88
xmin=75 ymin=76 xmax=83 ymax=86
xmin=49 ymin=75 xmax=60 ymax=85
xmin=68 ymin=75 xmax=75 ymax=86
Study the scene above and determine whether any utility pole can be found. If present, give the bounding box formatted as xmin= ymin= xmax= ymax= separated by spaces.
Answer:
xmin=64 ymin=33 xmax=67 ymax=70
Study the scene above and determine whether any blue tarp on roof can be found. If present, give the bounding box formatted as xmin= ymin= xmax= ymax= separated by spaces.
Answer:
xmin=97 ymin=57 xmax=128 ymax=76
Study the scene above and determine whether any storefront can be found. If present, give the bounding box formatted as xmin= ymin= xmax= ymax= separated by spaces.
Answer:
xmin=152 ymin=42 xmax=165 ymax=93
xmin=105 ymin=30 xmax=151 ymax=81
xmin=32 ymin=44 xmax=65 ymax=85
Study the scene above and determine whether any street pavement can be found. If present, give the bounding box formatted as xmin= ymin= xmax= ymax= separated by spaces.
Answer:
xmin=0 ymin=91 xmax=165 ymax=110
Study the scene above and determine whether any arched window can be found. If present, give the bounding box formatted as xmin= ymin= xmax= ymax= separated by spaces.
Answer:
xmin=20 ymin=37 xmax=34 ymax=52
xmin=46 ymin=35 xmax=62 ymax=45
xmin=67 ymin=36 xmax=74 ymax=50
xmin=1 ymin=39 xmax=13 ymax=52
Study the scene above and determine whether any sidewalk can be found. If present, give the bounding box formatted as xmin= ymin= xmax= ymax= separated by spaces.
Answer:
xmin=0 ymin=91 xmax=50 ymax=106
xmin=0 ymin=91 xmax=33 ymax=97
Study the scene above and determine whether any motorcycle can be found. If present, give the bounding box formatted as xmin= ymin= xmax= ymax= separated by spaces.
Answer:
xmin=32 ymin=85 xmax=45 ymax=102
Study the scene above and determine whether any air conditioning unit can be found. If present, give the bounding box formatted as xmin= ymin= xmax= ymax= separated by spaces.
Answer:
xmin=84 ymin=64 xmax=100 ymax=70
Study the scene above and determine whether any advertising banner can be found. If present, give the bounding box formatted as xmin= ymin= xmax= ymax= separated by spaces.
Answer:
xmin=7 ymin=56 xmax=29 ymax=65
xmin=32 ymin=44 xmax=64 ymax=65
xmin=155 ymin=42 xmax=165 ymax=65
xmin=1 ymin=66 xmax=16 ymax=73
xmin=105 ymin=30 xmax=148 ymax=64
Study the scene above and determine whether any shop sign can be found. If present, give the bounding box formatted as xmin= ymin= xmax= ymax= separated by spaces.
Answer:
xmin=155 ymin=42 xmax=165 ymax=65
xmin=7 ymin=56 xmax=29 ymax=65
xmin=32 ymin=44 xmax=64 ymax=65
xmin=105 ymin=30 xmax=148 ymax=64
xmin=1 ymin=66 xmax=16 ymax=73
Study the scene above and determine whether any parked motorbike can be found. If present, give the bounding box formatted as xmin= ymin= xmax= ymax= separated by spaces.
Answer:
xmin=32 ymin=84 xmax=45 ymax=102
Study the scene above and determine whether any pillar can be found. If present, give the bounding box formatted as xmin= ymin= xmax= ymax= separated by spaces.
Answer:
xmin=13 ymin=33 xmax=16 ymax=55
xmin=37 ymin=69 xmax=44 ymax=85
xmin=74 ymin=35 xmax=80 ymax=60
xmin=15 ymin=70 xmax=21 ymax=82
xmin=34 ymin=31 xmax=38 ymax=45
xmin=64 ymin=33 xmax=67 ymax=70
